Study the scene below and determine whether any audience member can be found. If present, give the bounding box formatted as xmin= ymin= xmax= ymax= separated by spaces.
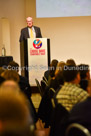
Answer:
xmin=78 ymin=64 xmax=90 ymax=91
xmin=8 ymin=61 xmax=32 ymax=97
xmin=0 ymin=83 xmax=34 ymax=136
xmin=66 ymin=58 xmax=76 ymax=66
xmin=47 ymin=59 xmax=58 ymax=88
xmin=43 ymin=59 xmax=58 ymax=82
xmin=53 ymin=61 xmax=65 ymax=105
xmin=41 ymin=59 xmax=59 ymax=96
xmin=0 ymin=80 xmax=20 ymax=92
xmin=47 ymin=61 xmax=65 ymax=90
xmin=80 ymin=79 xmax=89 ymax=92
xmin=56 ymin=64 xmax=88 ymax=111
xmin=2 ymin=58 xmax=90 ymax=136
xmin=1 ymin=70 xmax=19 ymax=83
xmin=48 ymin=59 xmax=59 ymax=78
xmin=68 ymin=79 xmax=91 ymax=132
xmin=55 ymin=61 xmax=65 ymax=87
xmin=1 ymin=69 xmax=37 ymax=123
xmin=78 ymin=64 xmax=90 ymax=80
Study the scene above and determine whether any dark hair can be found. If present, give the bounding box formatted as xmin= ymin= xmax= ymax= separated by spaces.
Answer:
xmin=80 ymin=79 xmax=89 ymax=91
xmin=1 ymin=70 xmax=19 ymax=82
xmin=66 ymin=59 xmax=76 ymax=66
xmin=49 ymin=59 xmax=58 ymax=77
xmin=63 ymin=65 xmax=79 ymax=82
xmin=8 ymin=61 xmax=19 ymax=72
xmin=78 ymin=64 xmax=89 ymax=79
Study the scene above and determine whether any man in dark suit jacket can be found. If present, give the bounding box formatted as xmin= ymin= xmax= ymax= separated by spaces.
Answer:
xmin=19 ymin=17 xmax=42 ymax=42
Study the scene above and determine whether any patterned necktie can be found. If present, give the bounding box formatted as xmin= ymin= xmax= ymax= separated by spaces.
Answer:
xmin=30 ymin=28 xmax=34 ymax=38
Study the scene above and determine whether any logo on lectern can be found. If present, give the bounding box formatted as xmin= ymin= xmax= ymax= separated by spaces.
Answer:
xmin=33 ymin=39 xmax=42 ymax=49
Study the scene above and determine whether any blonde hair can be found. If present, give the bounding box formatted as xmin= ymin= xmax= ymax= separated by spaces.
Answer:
xmin=55 ymin=61 xmax=65 ymax=77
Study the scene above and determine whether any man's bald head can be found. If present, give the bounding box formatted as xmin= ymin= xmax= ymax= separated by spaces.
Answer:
xmin=26 ymin=17 xmax=33 ymax=28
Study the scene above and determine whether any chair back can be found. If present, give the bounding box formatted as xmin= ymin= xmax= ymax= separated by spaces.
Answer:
xmin=49 ymin=88 xmax=56 ymax=108
xmin=37 ymin=87 xmax=55 ymax=127
xmin=35 ymin=78 xmax=43 ymax=97
xmin=41 ymin=79 xmax=48 ymax=95
xmin=50 ymin=103 xmax=69 ymax=136
xmin=65 ymin=123 xmax=91 ymax=136
xmin=43 ymin=76 xmax=48 ymax=84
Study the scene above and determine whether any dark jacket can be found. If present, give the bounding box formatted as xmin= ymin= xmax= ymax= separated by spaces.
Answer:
xmin=68 ymin=97 xmax=91 ymax=132
xmin=19 ymin=26 xmax=42 ymax=42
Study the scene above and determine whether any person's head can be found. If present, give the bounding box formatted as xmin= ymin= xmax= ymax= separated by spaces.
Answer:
xmin=26 ymin=17 xmax=33 ymax=28
xmin=66 ymin=58 xmax=76 ymax=66
xmin=55 ymin=61 xmax=65 ymax=85
xmin=0 ymin=85 xmax=34 ymax=136
xmin=49 ymin=59 xmax=58 ymax=77
xmin=1 ymin=70 xmax=19 ymax=83
xmin=86 ymin=80 xmax=91 ymax=96
xmin=80 ymin=79 xmax=89 ymax=91
xmin=0 ymin=80 xmax=20 ymax=92
xmin=78 ymin=64 xmax=90 ymax=80
xmin=55 ymin=61 xmax=65 ymax=76
xmin=63 ymin=64 xmax=80 ymax=84
xmin=8 ymin=61 xmax=19 ymax=73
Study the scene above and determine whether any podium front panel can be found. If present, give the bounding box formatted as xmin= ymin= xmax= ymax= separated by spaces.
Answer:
xmin=28 ymin=38 xmax=50 ymax=86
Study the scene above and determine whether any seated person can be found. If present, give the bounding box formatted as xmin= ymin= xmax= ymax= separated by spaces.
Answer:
xmin=56 ymin=64 xmax=88 ymax=111
xmin=78 ymin=64 xmax=90 ymax=91
xmin=68 ymin=79 xmax=91 ymax=132
xmin=0 ymin=82 xmax=34 ymax=136
xmin=66 ymin=58 xmax=76 ymax=66
xmin=43 ymin=59 xmax=58 ymax=83
xmin=1 ymin=69 xmax=37 ymax=123
xmin=8 ymin=61 xmax=32 ymax=97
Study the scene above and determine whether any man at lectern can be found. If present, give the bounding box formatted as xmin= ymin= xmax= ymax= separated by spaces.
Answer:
xmin=19 ymin=17 xmax=42 ymax=42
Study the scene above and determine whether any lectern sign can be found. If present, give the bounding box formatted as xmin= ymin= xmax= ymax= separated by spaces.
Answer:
xmin=33 ymin=39 xmax=42 ymax=49
xmin=28 ymin=38 xmax=49 ymax=86
xmin=30 ymin=39 xmax=45 ymax=56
